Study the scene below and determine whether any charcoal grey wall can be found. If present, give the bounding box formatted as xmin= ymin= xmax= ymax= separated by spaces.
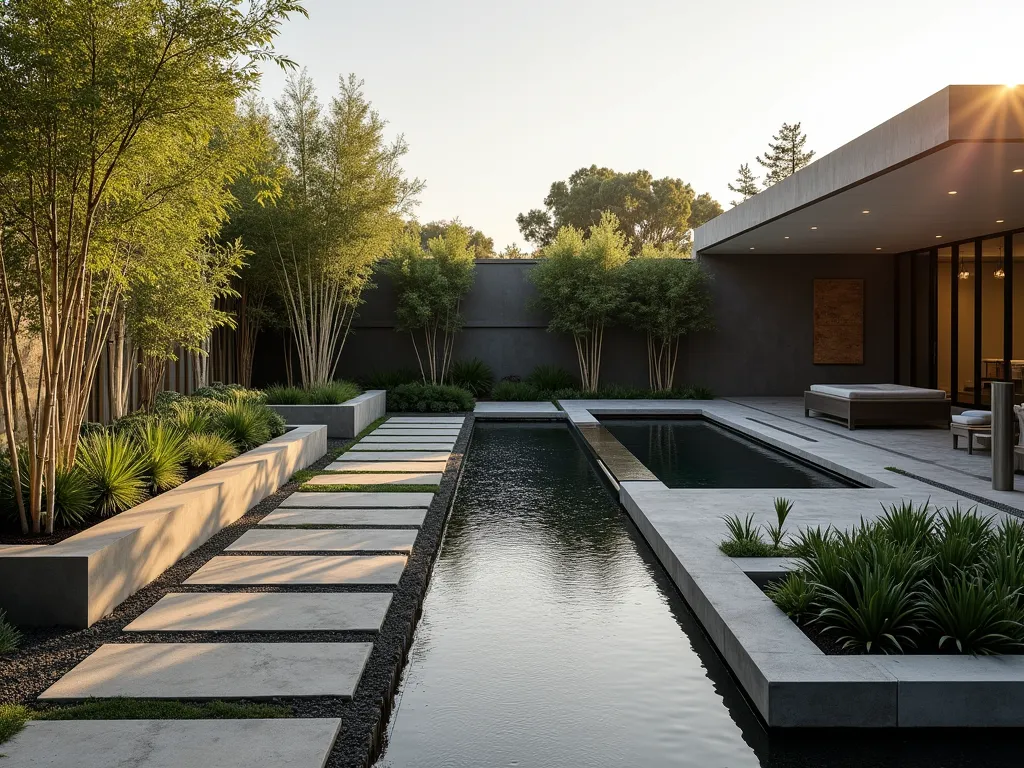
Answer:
xmin=251 ymin=254 xmax=896 ymax=396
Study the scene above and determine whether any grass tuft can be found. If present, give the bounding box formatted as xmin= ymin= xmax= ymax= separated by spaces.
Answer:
xmin=0 ymin=704 xmax=28 ymax=745
xmin=34 ymin=698 xmax=290 ymax=721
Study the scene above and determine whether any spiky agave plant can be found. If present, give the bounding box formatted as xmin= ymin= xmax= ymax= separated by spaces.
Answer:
xmin=0 ymin=610 xmax=21 ymax=653
xmin=766 ymin=572 xmax=818 ymax=624
xmin=814 ymin=549 xmax=926 ymax=654
xmin=76 ymin=431 xmax=148 ymax=517
xmin=764 ymin=497 xmax=793 ymax=550
xmin=876 ymin=499 xmax=935 ymax=550
xmin=136 ymin=421 xmax=188 ymax=493
xmin=921 ymin=573 xmax=1024 ymax=654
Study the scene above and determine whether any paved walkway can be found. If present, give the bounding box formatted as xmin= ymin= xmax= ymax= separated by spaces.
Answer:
xmin=7 ymin=416 xmax=463 ymax=767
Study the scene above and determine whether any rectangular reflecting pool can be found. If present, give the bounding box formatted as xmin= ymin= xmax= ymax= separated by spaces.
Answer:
xmin=375 ymin=423 xmax=1018 ymax=768
xmin=601 ymin=418 xmax=855 ymax=488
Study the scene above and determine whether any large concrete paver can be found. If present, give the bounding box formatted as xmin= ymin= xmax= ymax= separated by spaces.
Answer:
xmin=1 ymin=718 xmax=342 ymax=768
xmin=124 ymin=592 xmax=393 ymax=632
xmin=184 ymin=555 xmax=407 ymax=585
xmin=39 ymin=642 xmax=372 ymax=700
xmin=226 ymin=528 xmax=417 ymax=552
xmin=386 ymin=417 xmax=464 ymax=424
xmin=349 ymin=442 xmax=453 ymax=451
xmin=372 ymin=428 xmax=460 ymax=434
xmin=305 ymin=472 xmax=441 ymax=486
xmin=334 ymin=451 xmax=450 ymax=462
xmin=360 ymin=435 xmax=456 ymax=443
xmin=326 ymin=459 xmax=448 ymax=472
xmin=280 ymin=491 xmax=434 ymax=508
xmin=474 ymin=401 xmax=561 ymax=417
xmin=260 ymin=507 xmax=428 ymax=527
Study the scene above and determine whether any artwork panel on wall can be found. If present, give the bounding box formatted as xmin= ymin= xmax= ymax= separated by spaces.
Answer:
xmin=813 ymin=279 xmax=864 ymax=365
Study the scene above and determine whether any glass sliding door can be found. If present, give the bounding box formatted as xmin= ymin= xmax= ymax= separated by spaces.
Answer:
xmin=956 ymin=242 xmax=976 ymax=404
xmin=980 ymin=236 xmax=1006 ymax=405
xmin=936 ymin=247 xmax=952 ymax=397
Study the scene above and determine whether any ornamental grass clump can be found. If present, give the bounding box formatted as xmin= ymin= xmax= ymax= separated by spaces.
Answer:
xmin=135 ymin=422 xmax=188 ymax=494
xmin=186 ymin=433 xmax=240 ymax=469
xmin=76 ymin=432 xmax=148 ymax=518
xmin=447 ymin=358 xmax=494 ymax=398
xmin=743 ymin=499 xmax=1024 ymax=655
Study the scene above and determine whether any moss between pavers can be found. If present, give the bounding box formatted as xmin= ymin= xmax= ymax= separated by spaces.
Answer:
xmin=297 ymin=483 xmax=440 ymax=493
xmin=0 ymin=699 xmax=290 ymax=746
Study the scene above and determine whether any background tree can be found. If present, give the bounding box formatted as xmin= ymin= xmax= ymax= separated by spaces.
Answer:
xmin=416 ymin=220 xmax=495 ymax=259
xmin=498 ymin=244 xmax=530 ymax=259
xmin=0 ymin=0 xmax=301 ymax=534
xmin=385 ymin=223 xmax=476 ymax=385
xmin=728 ymin=163 xmax=760 ymax=206
xmin=516 ymin=166 xmax=720 ymax=255
xmin=233 ymin=71 xmax=421 ymax=387
xmin=756 ymin=123 xmax=815 ymax=186
xmin=127 ymin=241 xmax=244 ymax=409
xmin=619 ymin=251 xmax=714 ymax=390
xmin=529 ymin=212 xmax=629 ymax=391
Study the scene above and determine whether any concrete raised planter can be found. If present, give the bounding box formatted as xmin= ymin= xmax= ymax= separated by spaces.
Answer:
xmin=0 ymin=424 xmax=326 ymax=628
xmin=268 ymin=390 xmax=385 ymax=439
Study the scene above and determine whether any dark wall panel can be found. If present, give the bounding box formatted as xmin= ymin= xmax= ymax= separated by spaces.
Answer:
xmin=252 ymin=254 xmax=896 ymax=396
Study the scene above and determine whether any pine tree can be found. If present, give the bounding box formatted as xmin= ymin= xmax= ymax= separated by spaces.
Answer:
xmin=756 ymin=122 xmax=815 ymax=186
xmin=727 ymin=163 xmax=760 ymax=206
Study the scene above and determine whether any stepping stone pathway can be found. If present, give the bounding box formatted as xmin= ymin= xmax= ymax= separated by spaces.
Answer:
xmin=2 ymin=718 xmax=342 ymax=768
xmin=40 ymin=642 xmax=372 ymax=700
xmin=32 ymin=415 xmax=457 ymax=765
xmin=125 ymin=592 xmax=392 ymax=632
xmin=226 ymin=528 xmax=417 ymax=552
xmin=280 ymin=491 xmax=434 ymax=508
xmin=185 ymin=554 xmax=408 ymax=585
xmin=260 ymin=507 xmax=428 ymax=527
xmin=304 ymin=471 xmax=442 ymax=486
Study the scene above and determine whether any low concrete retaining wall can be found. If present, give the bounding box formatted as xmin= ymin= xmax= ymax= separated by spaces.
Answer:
xmin=0 ymin=424 xmax=327 ymax=628
xmin=268 ymin=390 xmax=385 ymax=439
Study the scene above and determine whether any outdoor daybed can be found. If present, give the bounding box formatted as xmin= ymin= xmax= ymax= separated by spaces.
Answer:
xmin=803 ymin=384 xmax=950 ymax=430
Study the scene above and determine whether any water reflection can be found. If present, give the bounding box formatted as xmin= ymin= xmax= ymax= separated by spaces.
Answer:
xmin=376 ymin=423 xmax=1022 ymax=768
xmin=602 ymin=419 xmax=850 ymax=489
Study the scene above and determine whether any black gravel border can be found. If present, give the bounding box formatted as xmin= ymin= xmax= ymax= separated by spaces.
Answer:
xmin=0 ymin=415 xmax=475 ymax=768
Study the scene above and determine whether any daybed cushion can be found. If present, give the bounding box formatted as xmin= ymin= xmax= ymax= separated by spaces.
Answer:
xmin=952 ymin=411 xmax=992 ymax=426
xmin=808 ymin=384 xmax=948 ymax=401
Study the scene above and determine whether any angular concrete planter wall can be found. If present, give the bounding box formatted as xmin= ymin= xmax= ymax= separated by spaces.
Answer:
xmin=0 ymin=424 xmax=327 ymax=628
xmin=268 ymin=390 xmax=386 ymax=439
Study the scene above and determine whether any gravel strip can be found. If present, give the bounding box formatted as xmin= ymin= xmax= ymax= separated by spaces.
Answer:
xmin=0 ymin=417 xmax=474 ymax=768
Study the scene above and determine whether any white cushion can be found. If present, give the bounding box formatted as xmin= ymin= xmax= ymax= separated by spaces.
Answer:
xmin=952 ymin=414 xmax=991 ymax=426
xmin=809 ymin=384 xmax=948 ymax=401
xmin=960 ymin=410 xmax=991 ymax=419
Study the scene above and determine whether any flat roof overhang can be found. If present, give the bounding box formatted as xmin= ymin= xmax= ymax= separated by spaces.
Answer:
xmin=695 ymin=85 xmax=1024 ymax=256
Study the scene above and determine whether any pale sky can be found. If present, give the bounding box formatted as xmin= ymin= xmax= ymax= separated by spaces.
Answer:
xmin=259 ymin=0 xmax=1024 ymax=251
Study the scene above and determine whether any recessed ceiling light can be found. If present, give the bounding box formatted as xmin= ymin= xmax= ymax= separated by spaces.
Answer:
xmin=948 ymin=190 xmax=957 ymax=195
xmin=749 ymin=247 xmax=755 ymax=250
xmin=875 ymin=247 xmax=882 ymax=250
xmin=784 ymin=236 xmax=790 ymax=239
xmin=997 ymin=219 xmax=1005 ymax=223
xmin=810 ymin=226 xmax=818 ymax=230
xmin=1014 ymin=169 xmax=1023 ymax=173
xmin=862 ymin=210 xmax=870 ymax=214
xmin=936 ymin=234 xmax=943 ymax=238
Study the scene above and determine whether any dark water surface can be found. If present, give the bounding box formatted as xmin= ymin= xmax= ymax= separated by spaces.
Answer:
xmin=602 ymin=418 xmax=852 ymax=488
xmin=375 ymin=423 xmax=1020 ymax=768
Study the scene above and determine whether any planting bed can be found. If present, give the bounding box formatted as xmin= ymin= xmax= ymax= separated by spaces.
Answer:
xmin=0 ymin=417 xmax=472 ymax=768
